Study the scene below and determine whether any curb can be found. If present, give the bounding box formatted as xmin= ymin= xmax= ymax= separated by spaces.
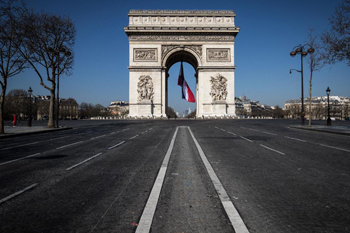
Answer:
xmin=289 ymin=126 xmax=350 ymax=136
xmin=0 ymin=127 xmax=73 ymax=139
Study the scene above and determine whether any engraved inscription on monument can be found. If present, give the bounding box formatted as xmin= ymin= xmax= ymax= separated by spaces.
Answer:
xmin=134 ymin=48 xmax=157 ymax=61
xmin=207 ymin=48 xmax=230 ymax=62
xmin=210 ymin=73 xmax=228 ymax=101
xmin=137 ymin=75 xmax=154 ymax=102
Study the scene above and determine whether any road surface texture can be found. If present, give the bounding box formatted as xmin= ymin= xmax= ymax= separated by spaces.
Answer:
xmin=0 ymin=119 xmax=349 ymax=232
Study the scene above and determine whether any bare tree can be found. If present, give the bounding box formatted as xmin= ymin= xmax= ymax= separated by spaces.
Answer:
xmin=0 ymin=0 xmax=27 ymax=133
xmin=20 ymin=11 xmax=75 ymax=128
xmin=306 ymin=29 xmax=324 ymax=127
xmin=322 ymin=0 xmax=350 ymax=65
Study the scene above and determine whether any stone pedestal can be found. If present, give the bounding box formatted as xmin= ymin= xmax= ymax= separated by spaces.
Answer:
xmin=212 ymin=101 xmax=227 ymax=115
xmin=137 ymin=101 xmax=153 ymax=116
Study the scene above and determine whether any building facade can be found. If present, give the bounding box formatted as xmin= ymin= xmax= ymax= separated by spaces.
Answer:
xmin=284 ymin=96 xmax=350 ymax=120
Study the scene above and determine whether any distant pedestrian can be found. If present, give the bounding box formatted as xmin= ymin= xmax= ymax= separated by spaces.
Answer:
xmin=13 ymin=114 xmax=17 ymax=127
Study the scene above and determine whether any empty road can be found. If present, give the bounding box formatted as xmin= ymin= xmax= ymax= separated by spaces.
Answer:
xmin=0 ymin=119 xmax=349 ymax=232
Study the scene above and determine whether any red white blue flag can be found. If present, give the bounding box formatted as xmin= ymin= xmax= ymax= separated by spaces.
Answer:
xmin=178 ymin=62 xmax=195 ymax=103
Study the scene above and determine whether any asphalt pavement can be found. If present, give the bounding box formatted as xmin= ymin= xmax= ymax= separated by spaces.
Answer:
xmin=0 ymin=119 xmax=349 ymax=232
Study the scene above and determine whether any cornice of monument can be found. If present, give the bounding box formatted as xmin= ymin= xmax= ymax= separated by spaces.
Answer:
xmin=128 ymin=9 xmax=236 ymax=17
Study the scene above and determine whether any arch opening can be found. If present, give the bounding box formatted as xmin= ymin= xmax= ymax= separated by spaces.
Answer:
xmin=164 ymin=50 xmax=200 ymax=117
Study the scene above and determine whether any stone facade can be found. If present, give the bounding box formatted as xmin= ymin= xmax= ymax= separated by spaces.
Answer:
xmin=124 ymin=10 xmax=240 ymax=117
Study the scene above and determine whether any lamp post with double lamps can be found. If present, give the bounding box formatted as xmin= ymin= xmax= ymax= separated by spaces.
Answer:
xmin=326 ymin=87 xmax=331 ymax=126
xmin=290 ymin=44 xmax=315 ymax=126
xmin=48 ymin=47 xmax=72 ymax=128
xmin=27 ymin=87 xmax=33 ymax=127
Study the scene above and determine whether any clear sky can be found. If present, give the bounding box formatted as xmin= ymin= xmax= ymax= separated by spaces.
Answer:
xmin=7 ymin=0 xmax=349 ymax=114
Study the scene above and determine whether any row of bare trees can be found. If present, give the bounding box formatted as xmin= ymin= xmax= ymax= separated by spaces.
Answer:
xmin=0 ymin=0 xmax=75 ymax=133
xmin=305 ymin=0 xmax=350 ymax=126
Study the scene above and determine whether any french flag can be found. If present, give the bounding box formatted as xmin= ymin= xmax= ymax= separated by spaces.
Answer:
xmin=178 ymin=62 xmax=195 ymax=103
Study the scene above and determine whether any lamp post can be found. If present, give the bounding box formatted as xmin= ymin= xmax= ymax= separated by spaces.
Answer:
xmin=48 ymin=47 xmax=71 ymax=128
xmin=28 ymin=87 xmax=33 ymax=127
xmin=326 ymin=87 xmax=331 ymax=126
xmin=290 ymin=44 xmax=315 ymax=126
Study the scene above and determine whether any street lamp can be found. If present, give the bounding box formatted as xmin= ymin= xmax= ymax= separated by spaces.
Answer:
xmin=28 ymin=87 xmax=33 ymax=127
xmin=48 ymin=47 xmax=72 ymax=128
xmin=326 ymin=87 xmax=331 ymax=126
xmin=290 ymin=44 xmax=315 ymax=126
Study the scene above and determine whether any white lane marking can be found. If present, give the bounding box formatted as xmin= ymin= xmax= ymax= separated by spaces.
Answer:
xmin=240 ymin=127 xmax=247 ymax=129
xmin=262 ymin=131 xmax=277 ymax=136
xmin=228 ymin=132 xmax=236 ymax=136
xmin=0 ymin=183 xmax=38 ymax=204
xmin=220 ymin=129 xmax=226 ymax=132
xmin=56 ymin=141 xmax=83 ymax=150
xmin=319 ymin=144 xmax=350 ymax=153
xmin=1 ymin=141 xmax=39 ymax=151
xmin=248 ymin=128 xmax=259 ymax=132
xmin=136 ymin=127 xmax=179 ymax=233
xmin=66 ymin=153 xmax=103 ymax=171
xmin=188 ymin=127 xmax=250 ymax=233
xmin=215 ymin=126 xmax=219 ymax=129
xmin=91 ymin=134 xmax=107 ymax=140
xmin=129 ymin=135 xmax=139 ymax=140
xmin=0 ymin=153 xmax=40 ymax=166
xmin=284 ymin=136 xmax=306 ymax=143
xmin=260 ymin=144 xmax=285 ymax=155
xmin=107 ymin=141 xmax=125 ymax=150
xmin=239 ymin=136 xmax=253 ymax=143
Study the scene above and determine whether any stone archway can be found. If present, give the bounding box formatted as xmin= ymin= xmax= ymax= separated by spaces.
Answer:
xmin=124 ymin=10 xmax=240 ymax=117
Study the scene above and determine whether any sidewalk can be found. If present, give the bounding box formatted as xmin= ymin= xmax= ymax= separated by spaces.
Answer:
xmin=290 ymin=124 xmax=350 ymax=136
xmin=0 ymin=126 xmax=72 ymax=139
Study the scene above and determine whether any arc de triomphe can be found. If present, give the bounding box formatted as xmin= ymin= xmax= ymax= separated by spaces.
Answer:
xmin=124 ymin=10 xmax=240 ymax=117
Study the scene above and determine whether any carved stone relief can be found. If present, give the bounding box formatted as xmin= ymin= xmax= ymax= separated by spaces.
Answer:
xmin=134 ymin=48 xmax=157 ymax=61
xmin=162 ymin=45 xmax=202 ymax=59
xmin=137 ymin=75 xmax=154 ymax=102
xmin=207 ymin=48 xmax=230 ymax=62
xmin=210 ymin=73 xmax=228 ymax=101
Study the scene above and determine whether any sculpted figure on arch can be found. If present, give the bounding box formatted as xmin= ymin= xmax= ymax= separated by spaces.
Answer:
xmin=137 ymin=75 xmax=154 ymax=102
xmin=210 ymin=73 xmax=228 ymax=101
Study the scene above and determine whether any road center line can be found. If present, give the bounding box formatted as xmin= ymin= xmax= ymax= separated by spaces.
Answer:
xmin=135 ymin=127 xmax=179 ymax=233
xmin=0 ymin=153 xmax=40 ymax=166
xmin=107 ymin=141 xmax=125 ymax=150
xmin=284 ymin=136 xmax=306 ymax=142
xmin=1 ymin=141 xmax=39 ymax=151
xmin=319 ymin=144 xmax=350 ymax=153
xmin=260 ymin=144 xmax=285 ymax=155
xmin=239 ymin=136 xmax=253 ymax=143
xmin=188 ymin=127 xmax=250 ymax=233
xmin=56 ymin=141 xmax=83 ymax=150
xmin=66 ymin=153 xmax=103 ymax=171
xmin=0 ymin=183 xmax=38 ymax=205
xmin=228 ymin=132 xmax=236 ymax=136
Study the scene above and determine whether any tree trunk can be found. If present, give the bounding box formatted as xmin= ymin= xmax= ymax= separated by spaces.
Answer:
xmin=309 ymin=75 xmax=312 ymax=127
xmin=47 ymin=88 xmax=55 ymax=128
xmin=0 ymin=79 xmax=7 ymax=134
